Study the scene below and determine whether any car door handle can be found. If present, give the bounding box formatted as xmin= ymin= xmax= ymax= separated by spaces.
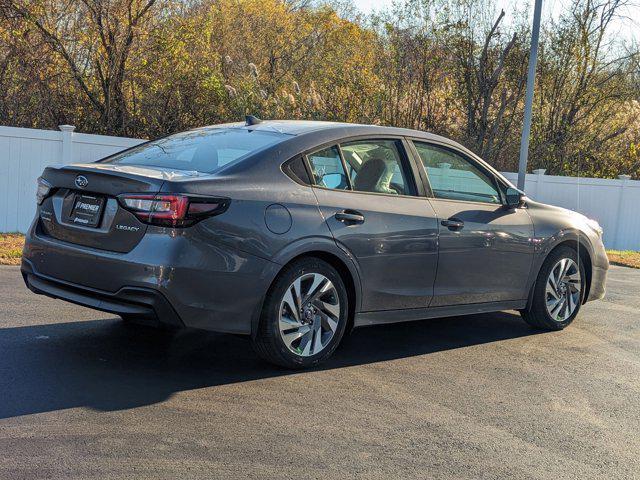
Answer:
xmin=441 ymin=218 xmax=464 ymax=230
xmin=335 ymin=210 xmax=365 ymax=224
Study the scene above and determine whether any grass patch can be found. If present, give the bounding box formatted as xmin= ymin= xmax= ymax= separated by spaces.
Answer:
xmin=0 ymin=234 xmax=25 ymax=266
xmin=606 ymin=250 xmax=640 ymax=269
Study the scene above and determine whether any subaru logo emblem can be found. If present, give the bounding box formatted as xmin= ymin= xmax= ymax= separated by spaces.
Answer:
xmin=75 ymin=175 xmax=88 ymax=189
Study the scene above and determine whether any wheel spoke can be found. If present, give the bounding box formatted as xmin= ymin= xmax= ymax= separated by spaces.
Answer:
xmin=282 ymin=289 xmax=300 ymax=322
xmin=548 ymin=268 xmax=560 ymax=292
xmin=549 ymin=298 xmax=564 ymax=318
xmin=547 ymin=298 xmax=562 ymax=320
xmin=303 ymin=274 xmax=327 ymax=305
xmin=282 ymin=325 xmax=311 ymax=348
xmin=314 ymin=298 xmax=340 ymax=319
xmin=566 ymin=269 xmax=580 ymax=281
xmin=567 ymin=290 xmax=575 ymax=314
xmin=317 ymin=308 xmax=338 ymax=333
xmin=280 ymin=314 xmax=303 ymax=332
xmin=556 ymin=260 xmax=567 ymax=285
xmin=299 ymin=330 xmax=313 ymax=356
xmin=306 ymin=279 xmax=334 ymax=307
xmin=562 ymin=297 xmax=571 ymax=320
xmin=547 ymin=296 xmax=560 ymax=310
xmin=312 ymin=321 xmax=323 ymax=354
xmin=291 ymin=278 xmax=303 ymax=312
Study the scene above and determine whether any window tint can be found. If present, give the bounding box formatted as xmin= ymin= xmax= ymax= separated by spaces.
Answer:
xmin=103 ymin=128 xmax=289 ymax=173
xmin=284 ymin=157 xmax=311 ymax=185
xmin=413 ymin=142 xmax=501 ymax=204
xmin=307 ymin=146 xmax=349 ymax=190
xmin=340 ymin=140 xmax=413 ymax=196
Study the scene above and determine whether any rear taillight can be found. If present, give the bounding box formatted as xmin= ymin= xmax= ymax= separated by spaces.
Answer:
xmin=117 ymin=194 xmax=229 ymax=227
xmin=36 ymin=177 xmax=52 ymax=205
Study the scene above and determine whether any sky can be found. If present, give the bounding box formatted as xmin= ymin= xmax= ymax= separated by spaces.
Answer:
xmin=351 ymin=0 xmax=639 ymax=42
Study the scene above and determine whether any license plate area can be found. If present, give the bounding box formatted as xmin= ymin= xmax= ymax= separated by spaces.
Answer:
xmin=69 ymin=193 xmax=105 ymax=228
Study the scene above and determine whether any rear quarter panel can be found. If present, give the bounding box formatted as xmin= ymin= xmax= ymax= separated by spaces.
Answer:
xmin=162 ymin=162 xmax=362 ymax=332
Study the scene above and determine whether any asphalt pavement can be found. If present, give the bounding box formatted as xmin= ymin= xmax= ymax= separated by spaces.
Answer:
xmin=1 ymin=265 xmax=639 ymax=479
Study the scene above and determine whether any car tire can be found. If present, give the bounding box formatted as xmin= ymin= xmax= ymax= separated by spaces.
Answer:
xmin=520 ymin=246 xmax=586 ymax=330
xmin=252 ymin=258 xmax=349 ymax=369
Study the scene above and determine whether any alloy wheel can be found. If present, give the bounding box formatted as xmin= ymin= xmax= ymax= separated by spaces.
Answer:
xmin=278 ymin=272 xmax=340 ymax=357
xmin=545 ymin=258 xmax=582 ymax=322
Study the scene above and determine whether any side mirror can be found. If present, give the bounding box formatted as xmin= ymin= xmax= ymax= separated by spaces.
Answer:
xmin=505 ymin=187 xmax=524 ymax=208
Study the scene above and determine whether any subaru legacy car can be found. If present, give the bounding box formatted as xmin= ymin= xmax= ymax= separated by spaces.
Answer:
xmin=22 ymin=118 xmax=608 ymax=368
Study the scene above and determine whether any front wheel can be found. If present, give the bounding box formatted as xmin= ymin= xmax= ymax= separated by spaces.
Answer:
xmin=520 ymin=246 xmax=585 ymax=330
xmin=252 ymin=258 xmax=348 ymax=369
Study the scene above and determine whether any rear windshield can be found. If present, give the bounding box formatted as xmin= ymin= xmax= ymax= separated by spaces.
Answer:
xmin=101 ymin=128 xmax=290 ymax=173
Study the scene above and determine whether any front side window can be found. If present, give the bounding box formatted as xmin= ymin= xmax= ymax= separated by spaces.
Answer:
xmin=413 ymin=142 xmax=501 ymax=204
xmin=307 ymin=146 xmax=349 ymax=190
xmin=340 ymin=140 xmax=414 ymax=196
xmin=102 ymin=127 xmax=290 ymax=173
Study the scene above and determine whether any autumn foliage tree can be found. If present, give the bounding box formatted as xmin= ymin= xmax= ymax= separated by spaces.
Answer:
xmin=0 ymin=0 xmax=638 ymax=177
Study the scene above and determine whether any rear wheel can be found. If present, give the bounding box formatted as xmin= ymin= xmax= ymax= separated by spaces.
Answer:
xmin=252 ymin=258 xmax=348 ymax=369
xmin=521 ymin=246 xmax=585 ymax=330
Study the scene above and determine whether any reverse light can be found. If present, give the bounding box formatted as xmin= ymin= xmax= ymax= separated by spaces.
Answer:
xmin=36 ymin=177 xmax=52 ymax=205
xmin=118 ymin=194 xmax=228 ymax=227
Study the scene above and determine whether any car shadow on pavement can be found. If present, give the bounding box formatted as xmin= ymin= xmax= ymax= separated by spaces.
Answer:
xmin=0 ymin=311 xmax=540 ymax=419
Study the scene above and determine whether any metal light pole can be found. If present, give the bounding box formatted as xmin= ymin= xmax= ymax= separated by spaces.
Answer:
xmin=517 ymin=0 xmax=543 ymax=191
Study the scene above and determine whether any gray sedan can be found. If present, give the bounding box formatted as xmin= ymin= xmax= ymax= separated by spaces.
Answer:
xmin=22 ymin=118 xmax=608 ymax=368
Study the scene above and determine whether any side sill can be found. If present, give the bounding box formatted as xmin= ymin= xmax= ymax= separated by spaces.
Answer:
xmin=354 ymin=300 xmax=527 ymax=327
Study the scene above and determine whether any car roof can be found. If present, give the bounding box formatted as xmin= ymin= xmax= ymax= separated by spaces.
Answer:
xmin=254 ymin=121 xmax=509 ymax=178
xmin=197 ymin=119 xmax=448 ymax=141
xmin=199 ymin=119 xmax=512 ymax=188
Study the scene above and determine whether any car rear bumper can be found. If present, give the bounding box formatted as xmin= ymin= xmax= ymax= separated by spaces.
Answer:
xmin=22 ymin=222 xmax=277 ymax=334
xmin=22 ymin=259 xmax=183 ymax=327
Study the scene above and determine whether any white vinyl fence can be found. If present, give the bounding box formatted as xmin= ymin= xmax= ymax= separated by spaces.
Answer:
xmin=502 ymin=170 xmax=640 ymax=251
xmin=0 ymin=125 xmax=143 ymax=233
xmin=0 ymin=125 xmax=638 ymax=250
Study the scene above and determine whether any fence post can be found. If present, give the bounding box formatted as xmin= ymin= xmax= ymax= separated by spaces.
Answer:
xmin=59 ymin=124 xmax=76 ymax=164
xmin=614 ymin=175 xmax=631 ymax=250
xmin=438 ymin=162 xmax=451 ymax=189
xmin=531 ymin=168 xmax=546 ymax=200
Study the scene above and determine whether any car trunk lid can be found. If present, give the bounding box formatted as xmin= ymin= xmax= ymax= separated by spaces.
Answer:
xmin=37 ymin=163 xmax=205 ymax=253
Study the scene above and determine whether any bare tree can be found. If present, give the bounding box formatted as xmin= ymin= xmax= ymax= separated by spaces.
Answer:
xmin=450 ymin=7 xmax=528 ymax=165
xmin=532 ymin=0 xmax=638 ymax=176
xmin=2 ymin=0 xmax=159 ymax=134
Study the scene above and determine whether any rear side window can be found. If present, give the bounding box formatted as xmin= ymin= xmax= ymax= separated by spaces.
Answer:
xmin=307 ymin=146 xmax=349 ymax=190
xmin=283 ymin=157 xmax=311 ymax=185
xmin=306 ymin=140 xmax=417 ymax=196
xmin=340 ymin=140 xmax=414 ymax=196
xmin=102 ymin=128 xmax=290 ymax=173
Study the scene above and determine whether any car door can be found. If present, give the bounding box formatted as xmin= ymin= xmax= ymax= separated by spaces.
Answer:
xmin=306 ymin=139 xmax=439 ymax=312
xmin=410 ymin=140 xmax=534 ymax=307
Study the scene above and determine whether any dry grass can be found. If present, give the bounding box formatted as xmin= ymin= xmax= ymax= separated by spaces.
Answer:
xmin=0 ymin=234 xmax=25 ymax=265
xmin=1 ymin=232 xmax=639 ymax=270
xmin=607 ymin=250 xmax=640 ymax=269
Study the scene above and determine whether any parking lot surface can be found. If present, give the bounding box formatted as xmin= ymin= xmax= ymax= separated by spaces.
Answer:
xmin=1 ymin=265 xmax=639 ymax=479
